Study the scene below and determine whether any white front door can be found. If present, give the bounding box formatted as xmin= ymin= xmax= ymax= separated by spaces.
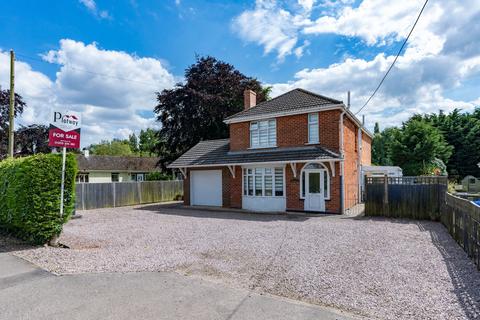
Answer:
xmin=305 ymin=170 xmax=326 ymax=212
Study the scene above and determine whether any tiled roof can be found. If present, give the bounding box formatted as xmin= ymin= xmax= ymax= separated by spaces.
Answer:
xmin=76 ymin=155 xmax=162 ymax=172
xmin=168 ymin=139 xmax=340 ymax=168
xmin=225 ymin=88 xmax=342 ymax=122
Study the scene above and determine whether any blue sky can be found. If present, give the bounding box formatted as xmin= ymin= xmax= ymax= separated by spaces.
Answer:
xmin=0 ymin=0 xmax=479 ymax=146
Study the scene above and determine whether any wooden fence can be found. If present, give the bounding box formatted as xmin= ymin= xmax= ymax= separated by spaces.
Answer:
xmin=75 ymin=180 xmax=183 ymax=210
xmin=365 ymin=176 xmax=448 ymax=220
xmin=441 ymin=193 xmax=480 ymax=270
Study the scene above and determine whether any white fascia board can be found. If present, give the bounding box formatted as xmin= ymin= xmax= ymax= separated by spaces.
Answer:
xmin=168 ymin=158 xmax=343 ymax=169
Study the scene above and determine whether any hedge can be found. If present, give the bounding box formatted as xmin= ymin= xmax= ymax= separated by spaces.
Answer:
xmin=0 ymin=153 xmax=77 ymax=244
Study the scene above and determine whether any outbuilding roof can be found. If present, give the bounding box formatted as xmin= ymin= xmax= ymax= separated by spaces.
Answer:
xmin=76 ymin=155 xmax=162 ymax=172
xmin=225 ymin=88 xmax=343 ymax=123
xmin=168 ymin=139 xmax=340 ymax=168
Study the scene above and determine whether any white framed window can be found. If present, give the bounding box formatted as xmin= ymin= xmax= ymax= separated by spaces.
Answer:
xmin=243 ymin=167 xmax=284 ymax=197
xmin=250 ymin=119 xmax=276 ymax=148
xmin=76 ymin=173 xmax=89 ymax=183
xmin=300 ymin=163 xmax=330 ymax=200
xmin=308 ymin=113 xmax=319 ymax=143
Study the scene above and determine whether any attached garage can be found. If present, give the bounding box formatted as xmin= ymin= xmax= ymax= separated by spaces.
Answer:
xmin=190 ymin=170 xmax=223 ymax=206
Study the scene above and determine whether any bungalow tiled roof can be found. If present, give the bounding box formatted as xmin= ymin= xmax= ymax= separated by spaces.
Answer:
xmin=76 ymin=155 xmax=162 ymax=172
xmin=225 ymin=88 xmax=343 ymax=123
xmin=168 ymin=139 xmax=340 ymax=168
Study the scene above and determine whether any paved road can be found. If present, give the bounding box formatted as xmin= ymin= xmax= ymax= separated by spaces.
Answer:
xmin=0 ymin=253 xmax=357 ymax=320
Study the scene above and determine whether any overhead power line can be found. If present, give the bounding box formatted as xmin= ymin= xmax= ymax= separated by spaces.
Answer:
xmin=355 ymin=0 xmax=429 ymax=115
xmin=15 ymin=52 xmax=161 ymax=87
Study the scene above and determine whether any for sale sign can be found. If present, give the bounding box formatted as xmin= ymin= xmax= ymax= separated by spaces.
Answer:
xmin=48 ymin=110 xmax=81 ymax=149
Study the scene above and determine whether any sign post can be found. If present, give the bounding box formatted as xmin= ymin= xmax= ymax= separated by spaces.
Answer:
xmin=48 ymin=110 xmax=82 ymax=216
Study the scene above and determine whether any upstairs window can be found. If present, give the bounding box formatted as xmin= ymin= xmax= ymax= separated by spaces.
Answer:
xmin=250 ymin=119 xmax=276 ymax=148
xmin=308 ymin=113 xmax=319 ymax=143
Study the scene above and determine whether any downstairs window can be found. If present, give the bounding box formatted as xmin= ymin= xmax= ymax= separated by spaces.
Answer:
xmin=243 ymin=167 xmax=284 ymax=197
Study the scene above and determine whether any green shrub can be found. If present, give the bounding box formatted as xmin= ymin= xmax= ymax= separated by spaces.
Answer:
xmin=146 ymin=171 xmax=173 ymax=181
xmin=0 ymin=153 xmax=77 ymax=244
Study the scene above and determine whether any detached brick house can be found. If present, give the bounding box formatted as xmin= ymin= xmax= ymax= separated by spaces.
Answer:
xmin=169 ymin=88 xmax=372 ymax=213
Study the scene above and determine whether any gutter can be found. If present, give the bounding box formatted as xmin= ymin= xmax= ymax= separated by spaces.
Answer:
xmin=167 ymin=158 xmax=343 ymax=169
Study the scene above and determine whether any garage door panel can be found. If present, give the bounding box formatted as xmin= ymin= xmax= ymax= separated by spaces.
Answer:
xmin=191 ymin=170 xmax=222 ymax=206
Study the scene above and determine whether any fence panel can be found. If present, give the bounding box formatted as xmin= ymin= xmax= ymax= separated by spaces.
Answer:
xmin=365 ymin=176 xmax=447 ymax=220
xmin=75 ymin=180 xmax=183 ymax=210
xmin=441 ymin=193 xmax=480 ymax=270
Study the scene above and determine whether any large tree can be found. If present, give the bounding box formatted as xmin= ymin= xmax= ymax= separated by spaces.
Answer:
xmin=15 ymin=124 xmax=50 ymax=156
xmin=390 ymin=118 xmax=453 ymax=176
xmin=139 ymin=128 xmax=158 ymax=156
xmin=421 ymin=109 xmax=480 ymax=179
xmin=0 ymin=89 xmax=27 ymax=158
xmin=372 ymin=123 xmax=399 ymax=166
xmin=154 ymin=56 xmax=268 ymax=164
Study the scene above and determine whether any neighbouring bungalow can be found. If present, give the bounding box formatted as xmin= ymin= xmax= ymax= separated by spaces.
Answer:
xmin=169 ymin=88 xmax=373 ymax=214
xmin=76 ymin=151 xmax=162 ymax=183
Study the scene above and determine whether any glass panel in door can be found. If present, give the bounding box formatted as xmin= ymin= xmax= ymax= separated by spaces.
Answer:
xmin=308 ymin=172 xmax=321 ymax=194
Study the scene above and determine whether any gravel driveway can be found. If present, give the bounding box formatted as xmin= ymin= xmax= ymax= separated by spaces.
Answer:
xmin=11 ymin=204 xmax=480 ymax=320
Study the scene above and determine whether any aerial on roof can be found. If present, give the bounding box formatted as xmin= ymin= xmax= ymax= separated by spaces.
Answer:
xmin=225 ymin=88 xmax=343 ymax=123
xmin=168 ymin=139 xmax=340 ymax=168
xmin=76 ymin=155 xmax=161 ymax=172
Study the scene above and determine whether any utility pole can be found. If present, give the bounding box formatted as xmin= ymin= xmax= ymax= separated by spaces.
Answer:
xmin=8 ymin=49 xmax=15 ymax=158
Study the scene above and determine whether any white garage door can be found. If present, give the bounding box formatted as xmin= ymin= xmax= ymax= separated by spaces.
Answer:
xmin=190 ymin=170 xmax=222 ymax=206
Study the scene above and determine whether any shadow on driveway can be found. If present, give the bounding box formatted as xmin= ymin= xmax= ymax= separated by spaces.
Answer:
xmin=136 ymin=203 xmax=311 ymax=222
xmin=0 ymin=230 xmax=36 ymax=254
xmin=353 ymin=216 xmax=480 ymax=319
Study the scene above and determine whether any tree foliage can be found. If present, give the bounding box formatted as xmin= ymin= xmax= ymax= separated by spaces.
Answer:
xmin=139 ymin=128 xmax=158 ymax=156
xmin=0 ymin=153 xmax=77 ymax=244
xmin=128 ymin=133 xmax=139 ymax=153
xmin=0 ymin=89 xmax=27 ymax=157
xmin=373 ymin=108 xmax=480 ymax=178
xmin=154 ymin=56 xmax=268 ymax=164
xmin=389 ymin=118 xmax=452 ymax=176
xmin=89 ymin=139 xmax=133 ymax=156
xmin=421 ymin=109 xmax=480 ymax=179
xmin=15 ymin=124 xmax=50 ymax=156
xmin=372 ymin=125 xmax=398 ymax=166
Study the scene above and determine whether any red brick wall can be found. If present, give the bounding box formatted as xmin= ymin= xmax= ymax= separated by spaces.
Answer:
xmin=184 ymin=167 xmax=241 ymax=208
xmin=229 ymin=122 xmax=250 ymax=151
xmin=361 ymin=133 xmax=372 ymax=165
xmin=229 ymin=110 xmax=341 ymax=153
xmin=318 ymin=110 xmax=341 ymax=153
xmin=343 ymin=118 xmax=359 ymax=209
xmin=230 ymin=166 xmax=243 ymax=208
xmin=286 ymin=163 xmax=302 ymax=210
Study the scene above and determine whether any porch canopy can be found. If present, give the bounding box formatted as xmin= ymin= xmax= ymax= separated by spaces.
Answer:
xmin=168 ymin=139 xmax=341 ymax=178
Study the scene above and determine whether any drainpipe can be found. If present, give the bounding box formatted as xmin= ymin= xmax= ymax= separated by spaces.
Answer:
xmin=339 ymin=110 xmax=346 ymax=214
xmin=357 ymin=127 xmax=362 ymax=204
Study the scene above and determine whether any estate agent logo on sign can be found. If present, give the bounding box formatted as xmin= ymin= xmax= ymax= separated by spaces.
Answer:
xmin=48 ymin=110 xmax=82 ymax=149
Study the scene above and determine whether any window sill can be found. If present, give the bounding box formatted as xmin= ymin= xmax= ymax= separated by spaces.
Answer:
xmin=300 ymin=197 xmax=331 ymax=201
xmin=248 ymin=145 xmax=277 ymax=150
xmin=243 ymin=195 xmax=285 ymax=198
xmin=305 ymin=142 xmax=320 ymax=145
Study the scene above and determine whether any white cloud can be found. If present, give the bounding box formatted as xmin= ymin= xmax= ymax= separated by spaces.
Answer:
xmin=79 ymin=0 xmax=111 ymax=20
xmin=267 ymin=0 xmax=480 ymax=129
xmin=0 ymin=40 xmax=175 ymax=147
xmin=232 ymin=0 xmax=313 ymax=61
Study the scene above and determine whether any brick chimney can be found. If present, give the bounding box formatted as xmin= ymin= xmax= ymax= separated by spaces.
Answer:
xmin=244 ymin=89 xmax=257 ymax=110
